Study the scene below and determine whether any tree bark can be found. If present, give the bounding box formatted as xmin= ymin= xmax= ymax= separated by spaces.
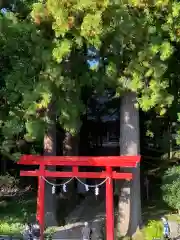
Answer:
xmin=117 ymin=92 xmax=141 ymax=237
xmin=44 ymin=104 xmax=57 ymax=227
xmin=63 ymin=132 xmax=79 ymax=156
xmin=63 ymin=130 xmax=87 ymax=195
xmin=63 ymin=131 xmax=80 ymax=197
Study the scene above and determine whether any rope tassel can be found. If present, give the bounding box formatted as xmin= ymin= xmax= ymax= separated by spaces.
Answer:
xmin=41 ymin=177 xmax=109 ymax=196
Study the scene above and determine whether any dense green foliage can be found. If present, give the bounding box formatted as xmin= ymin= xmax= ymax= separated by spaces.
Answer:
xmin=161 ymin=166 xmax=180 ymax=210
xmin=1 ymin=0 xmax=180 ymax=162
xmin=2 ymin=2 xmax=180 ymax=237
xmin=143 ymin=220 xmax=163 ymax=240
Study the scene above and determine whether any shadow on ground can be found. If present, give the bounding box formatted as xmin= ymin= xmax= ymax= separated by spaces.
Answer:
xmin=142 ymin=199 xmax=174 ymax=224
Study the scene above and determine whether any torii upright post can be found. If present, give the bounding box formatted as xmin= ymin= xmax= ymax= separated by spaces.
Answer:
xmin=37 ymin=164 xmax=45 ymax=237
xmin=18 ymin=155 xmax=140 ymax=240
xmin=106 ymin=166 xmax=114 ymax=240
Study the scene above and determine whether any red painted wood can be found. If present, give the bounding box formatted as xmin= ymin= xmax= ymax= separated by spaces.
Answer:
xmin=18 ymin=155 xmax=140 ymax=167
xmin=18 ymin=154 xmax=141 ymax=240
xmin=36 ymin=176 xmax=40 ymax=223
xmin=72 ymin=166 xmax=78 ymax=175
xmin=20 ymin=170 xmax=39 ymax=177
xmin=20 ymin=170 xmax=132 ymax=179
xmin=112 ymin=172 xmax=132 ymax=180
xmin=38 ymin=165 xmax=45 ymax=240
xmin=106 ymin=166 xmax=114 ymax=240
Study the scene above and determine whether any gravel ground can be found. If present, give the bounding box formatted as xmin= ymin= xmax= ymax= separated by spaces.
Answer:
xmin=169 ymin=221 xmax=180 ymax=239
xmin=53 ymin=195 xmax=105 ymax=240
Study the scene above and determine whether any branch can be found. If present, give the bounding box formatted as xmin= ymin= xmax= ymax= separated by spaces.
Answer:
xmin=0 ymin=185 xmax=31 ymax=197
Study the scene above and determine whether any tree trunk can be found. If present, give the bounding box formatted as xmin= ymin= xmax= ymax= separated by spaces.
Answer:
xmin=117 ymin=92 xmax=141 ymax=237
xmin=63 ymin=130 xmax=87 ymax=195
xmin=44 ymin=104 xmax=57 ymax=227
xmin=63 ymin=132 xmax=80 ymax=197
xmin=1 ymin=157 xmax=6 ymax=174
xmin=63 ymin=132 xmax=79 ymax=156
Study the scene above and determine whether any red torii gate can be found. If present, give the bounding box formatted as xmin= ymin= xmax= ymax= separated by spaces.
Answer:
xmin=18 ymin=155 xmax=140 ymax=240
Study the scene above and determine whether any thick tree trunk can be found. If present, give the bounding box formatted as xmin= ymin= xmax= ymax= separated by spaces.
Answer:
xmin=63 ymin=132 xmax=80 ymax=196
xmin=63 ymin=131 xmax=87 ymax=195
xmin=1 ymin=157 xmax=6 ymax=174
xmin=44 ymin=105 xmax=57 ymax=227
xmin=117 ymin=92 xmax=141 ymax=237
xmin=63 ymin=132 xmax=79 ymax=156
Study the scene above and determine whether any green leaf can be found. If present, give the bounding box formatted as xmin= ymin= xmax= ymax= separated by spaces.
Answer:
xmin=25 ymin=120 xmax=45 ymax=140
xmin=52 ymin=40 xmax=72 ymax=63
xmin=160 ymin=41 xmax=174 ymax=61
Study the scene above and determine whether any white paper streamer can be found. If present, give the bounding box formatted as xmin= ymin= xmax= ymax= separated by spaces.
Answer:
xmin=63 ymin=184 xmax=67 ymax=192
xmin=85 ymin=184 xmax=89 ymax=191
xmin=95 ymin=186 xmax=99 ymax=196
xmin=52 ymin=185 xmax=56 ymax=194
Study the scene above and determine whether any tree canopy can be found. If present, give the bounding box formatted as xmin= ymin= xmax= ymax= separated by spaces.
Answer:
xmin=162 ymin=165 xmax=180 ymax=211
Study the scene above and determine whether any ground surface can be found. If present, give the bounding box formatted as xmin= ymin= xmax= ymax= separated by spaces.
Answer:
xmin=53 ymin=195 xmax=105 ymax=239
xmin=1 ymin=194 xmax=180 ymax=239
xmin=168 ymin=221 xmax=180 ymax=239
